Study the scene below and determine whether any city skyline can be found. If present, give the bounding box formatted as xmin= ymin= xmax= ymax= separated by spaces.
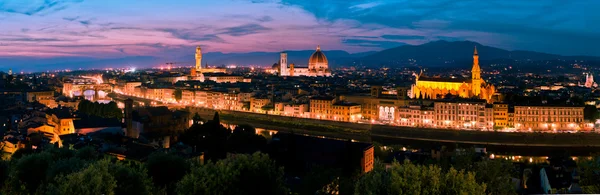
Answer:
xmin=0 ymin=0 xmax=598 ymax=62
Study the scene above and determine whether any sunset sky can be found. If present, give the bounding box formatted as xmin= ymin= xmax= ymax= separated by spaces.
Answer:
xmin=0 ymin=0 xmax=599 ymax=60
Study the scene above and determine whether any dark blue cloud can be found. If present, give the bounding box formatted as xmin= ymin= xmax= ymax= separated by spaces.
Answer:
xmin=0 ymin=37 xmax=66 ymax=42
xmin=78 ymin=18 xmax=94 ymax=27
xmin=218 ymin=24 xmax=271 ymax=36
xmin=343 ymin=39 xmax=406 ymax=49
xmin=381 ymin=35 xmax=425 ymax=40
xmin=62 ymin=16 xmax=79 ymax=21
xmin=160 ymin=28 xmax=226 ymax=43
xmin=257 ymin=15 xmax=273 ymax=22
xmin=0 ymin=0 xmax=83 ymax=16
xmin=279 ymin=0 xmax=600 ymax=56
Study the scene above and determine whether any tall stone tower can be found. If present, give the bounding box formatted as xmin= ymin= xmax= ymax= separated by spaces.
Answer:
xmin=195 ymin=46 xmax=202 ymax=72
xmin=471 ymin=46 xmax=482 ymax=96
xmin=280 ymin=52 xmax=288 ymax=76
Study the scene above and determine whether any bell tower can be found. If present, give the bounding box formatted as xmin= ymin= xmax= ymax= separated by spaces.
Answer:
xmin=280 ymin=52 xmax=288 ymax=76
xmin=471 ymin=46 xmax=481 ymax=96
xmin=195 ymin=46 xmax=202 ymax=72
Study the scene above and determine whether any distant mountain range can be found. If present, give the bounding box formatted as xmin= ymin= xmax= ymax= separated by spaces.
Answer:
xmin=360 ymin=40 xmax=600 ymax=67
xmin=2 ymin=40 xmax=600 ymax=72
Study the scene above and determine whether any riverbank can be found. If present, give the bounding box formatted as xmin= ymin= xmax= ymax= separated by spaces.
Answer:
xmin=205 ymin=110 xmax=600 ymax=148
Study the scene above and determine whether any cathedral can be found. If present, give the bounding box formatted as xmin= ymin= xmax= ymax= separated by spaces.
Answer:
xmin=278 ymin=45 xmax=331 ymax=77
xmin=412 ymin=47 xmax=495 ymax=103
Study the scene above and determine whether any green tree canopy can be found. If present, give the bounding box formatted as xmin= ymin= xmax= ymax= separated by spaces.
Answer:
xmin=177 ymin=152 xmax=288 ymax=195
xmin=227 ymin=124 xmax=266 ymax=154
xmin=47 ymin=160 xmax=117 ymax=195
xmin=109 ymin=161 xmax=155 ymax=195
xmin=473 ymin=159 xmax=516 ymax=195
xmin=145 ymin=152 xmax=190 ymax=192
xmin=354 ymin=160 xmax=486 ymax=195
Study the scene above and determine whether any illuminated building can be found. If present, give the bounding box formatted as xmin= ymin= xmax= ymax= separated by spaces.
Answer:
xmin=434 ymin=100 xmax=493 ymax=130
xmin=412 ymin=47 xmax=495 ymax=103
xmin=581 ymin=73 xmax=597 ymax=88
xmin=331 ymin=102 xmax=362 ymax=122
xmin=123 ymin=82 xmax=142 ymax=94
xmin=309 ymin=96 xmax=335 ymax=120
xmin=204 ymin=73 xmax=248 ymax=83
xmin=283 ymin=103 xmax=309 ymax=117
xmin=250 ymin=95 xmax=271 ymax=113
xmin=493 ymin=103 xmax=509 ymax=128
xmin=190 ymin=46 xmax=226 ymax=75
xmin=397 ymin=105 xmax=435 ymax=127
xmin=342 ymin=86 xmax=413 ymax=121
xmin=278 ymin=45 xmax=331 ymax=77
xmin=309 ymin=96 xmax=361 ymax=122
xmin=26 ymin=90 xmax=57 ymax=108
xmin=514 ymin=105 xmax=584 ymax=131
xmin=8 ymin=69 xmax=12 ymax=75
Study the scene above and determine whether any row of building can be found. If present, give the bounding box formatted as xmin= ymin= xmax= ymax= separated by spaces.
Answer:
xmin=115 ymin=80 xmax=591 ymax=131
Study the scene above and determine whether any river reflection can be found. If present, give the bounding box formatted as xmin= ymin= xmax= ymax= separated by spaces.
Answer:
xmin=221 ymin=122 xmax=592 ymax=163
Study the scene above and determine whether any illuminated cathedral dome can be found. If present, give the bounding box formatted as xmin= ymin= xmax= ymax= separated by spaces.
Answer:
xmin=309 ymin=45 xmax=328 ymax=66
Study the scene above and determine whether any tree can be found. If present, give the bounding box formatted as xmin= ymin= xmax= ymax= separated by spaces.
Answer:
xmin=584 ymin=105 xmax=599 ymax=121
xmin=47 ymin=160 xmax=117 ymax=195
xmin=227 ymin=124 xmax=266 ymax=154
xmin=212 ymin=112 xmax=220 ymax=124
xmin=109 ymin=161 xmax=154 ymax=195
xmin=0 ymin=160 xmax=8 ymax=188
xmin=45 ymin=158 xmax=88 ymax=182
xmin=473 ymin=159 xmax=516 ymax=195
xmin=174 ymin=89 xmax=183 ymax=101
xmin=192 ymin=113 xmax=204 ymax=125
xmin=441 ymin=167 xmax=486 ymax=195
xmin=75 ymin=146 xmax=100 ymax=161
xmin=354 ymin=161 xmax=390 ymax=195
xmin=176 ymin=152 xmax=288 ymax=195
xmin=354 ymin=161 xmax=486 ymax=195
xmin=577 ymin=155 xmax=600 ymax=193
xmin=145 ymin=152 xmax=189 ymax=192
xmin=4 ymin=152 xmax=54 ymax=194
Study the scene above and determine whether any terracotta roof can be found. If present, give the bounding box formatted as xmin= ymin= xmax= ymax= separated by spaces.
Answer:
xmin=418 ymin=76 xmax=471 ymax=83
xmin=309 ymin=45 xmax=328 ymax=65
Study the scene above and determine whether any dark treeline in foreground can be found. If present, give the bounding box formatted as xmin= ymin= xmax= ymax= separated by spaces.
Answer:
xmin=3 ymin=113 xmax=600 ymax=194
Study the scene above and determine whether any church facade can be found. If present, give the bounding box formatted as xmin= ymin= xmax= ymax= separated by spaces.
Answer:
xmin=412 ymin=47 xmax=495 ymax=103
xmin=279 ymin=45 xmax=331 ymax=77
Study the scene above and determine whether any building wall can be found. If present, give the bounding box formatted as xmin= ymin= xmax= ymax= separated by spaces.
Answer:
xmin=493 ymin=103 xmax=509 ymax=128
xmin=310 ymin=99 xmax=334 ymax=120
xmin=331 ymin=104 xmax=361 ymax=122
xmin=361 ymin=146 xmax=374 ymax=173
xmin=250 ymin=97 xmax=270 ymax=113
xmin=514 ymin=106 xmax=584 ymax=131
xmin=206 ymin=76 xmax=244 ymax=83
xmin=283 ymin=104 xmax=309 ymax=117
xmin=434 ymin=101 xmax=492 ymax=129
xmin=124 ymin=82 xmax=142 ymax=94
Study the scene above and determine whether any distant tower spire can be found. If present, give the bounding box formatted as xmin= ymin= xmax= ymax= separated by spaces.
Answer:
xmin=472 ymin=46 xmax=482 ymax=96
xmin=317 ymin=45 xmax=320 ymax=50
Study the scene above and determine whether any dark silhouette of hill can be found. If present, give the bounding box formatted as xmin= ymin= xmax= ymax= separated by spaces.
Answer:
xmin=4 ymin=40 xmax=600 ymax=72
xmin=361 ymin=40 xmax=600 ymax=67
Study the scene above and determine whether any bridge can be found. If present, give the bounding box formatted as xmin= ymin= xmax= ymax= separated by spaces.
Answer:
xmin=62 ymin=75 xmax=113 ymax=101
